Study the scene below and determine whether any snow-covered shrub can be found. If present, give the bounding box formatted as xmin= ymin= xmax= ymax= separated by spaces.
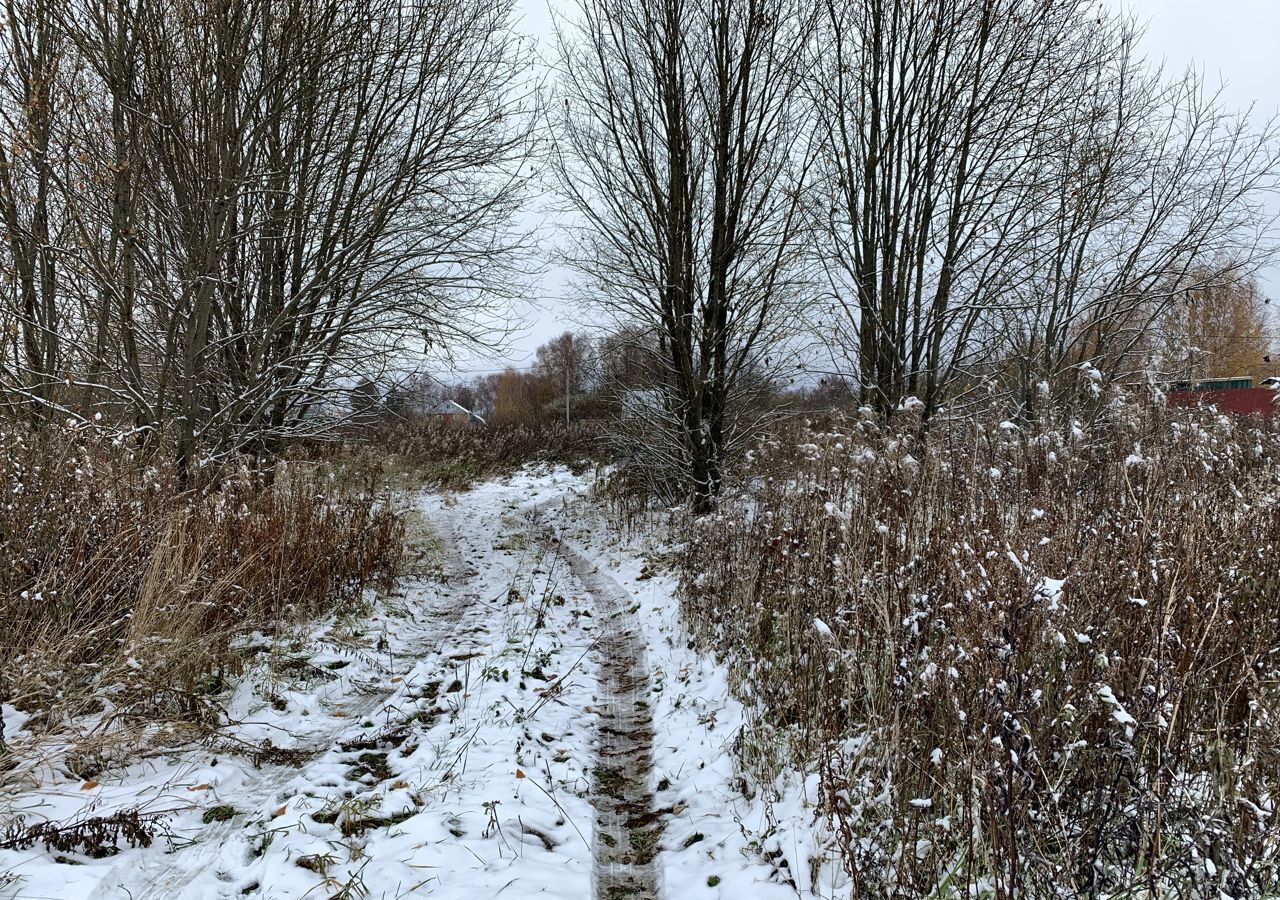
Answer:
xmin=680 ymin=396 xmax=1280 ymax=897
xmin=0 ymin=424 xmax=402 ymax=733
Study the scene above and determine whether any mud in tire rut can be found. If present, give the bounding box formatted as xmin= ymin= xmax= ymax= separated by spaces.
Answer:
xmin=554 ymin=538 xmax=663 ymax=900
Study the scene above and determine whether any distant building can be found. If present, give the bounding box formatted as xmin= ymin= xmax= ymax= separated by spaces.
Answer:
xmin=425 ymin=399 xmax=485 ymax=427
xmin=1169 ymin=375 xmax=1279 ymax=417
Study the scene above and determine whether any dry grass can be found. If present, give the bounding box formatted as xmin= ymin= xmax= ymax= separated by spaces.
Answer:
xmin=0 ymin=425 xmax=402 ymax=735
xmin=680 ymin=396 xmax=1280 ymax=897
xmin=317 ymin=420 xmax=607 ymax=491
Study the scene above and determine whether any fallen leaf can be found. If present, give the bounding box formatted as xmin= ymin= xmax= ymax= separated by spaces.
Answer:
xmin=188 ymin=783 xmax=211 ymax=792
xmin=515 ymin=769 xmax=526 ymax=779
xmin=273 ymin=805 xmax=287 ymax=818
xmin=80 ymin=780 xmax=99 ymax=791
xmin=390 ymin=677 xmax=403 ymax=683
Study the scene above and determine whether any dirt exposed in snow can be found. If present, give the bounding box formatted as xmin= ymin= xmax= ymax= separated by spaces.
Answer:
xmin=2 ymin=468 xmax=836 ymax=900
xmin=70 ymin=513 xmax=489 ymax=900
xmin=552 ymin=536 xmax=663 ymax=900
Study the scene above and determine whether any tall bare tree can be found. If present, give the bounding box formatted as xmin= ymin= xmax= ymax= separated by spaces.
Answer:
xmin=997 ymin=27 xmax=1280 ymax=416
xmin=809 ymin=0 xmax=1279 ymax=419
xmin=0 ymin=0 xmax=535 ymax=475
xmin=0 ymin=0 xmax=67 ymax=420
xmin=556 ymin=0 xmax=815 ymax=509
xmin=534 ymin=331 xmax=595 ymax=421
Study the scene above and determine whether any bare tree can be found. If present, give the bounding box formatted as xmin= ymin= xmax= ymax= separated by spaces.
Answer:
xmin=0 ymin=0 xmax=67 ymax=420
xmin=56 ymin=0 xmax=151 ymax=422
xmin=556 ymin=0 xmax=815 ymax=509
xmin=596 ymin=325 xmax=660 ymax=393
xmin=0 ymin=0 xmax=536 ymax=475
xmin=995 ymin=26 xmax=1280 ymax=416
xmin=534 ymin=331 xmax=596 ymax=421
xmin=809 ymin=0 xmax=1279 ymax=419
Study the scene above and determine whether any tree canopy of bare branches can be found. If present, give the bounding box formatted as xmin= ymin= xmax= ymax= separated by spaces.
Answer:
xmin=808 ymin=0 xmax=1279 ymax=419
xmin=555 ymin=0 xmax=816 ymax=509
xmin=0 ymin=0 xmax=534 ymax=474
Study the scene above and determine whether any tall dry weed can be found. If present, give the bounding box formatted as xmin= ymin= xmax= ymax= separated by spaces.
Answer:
xmin=1 ymin=424 xmax=402 ymax=734
xmin=316 ymin=419 xmax=606 ymax=490
xmin=681 ymin=395 xmax=1280 ymax=897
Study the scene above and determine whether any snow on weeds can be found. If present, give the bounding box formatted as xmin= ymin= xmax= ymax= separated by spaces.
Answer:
xmin=1 ymin=468 xmax=602 ymax=900
xmin=679 ymin=396 xmax=1280 ymax=896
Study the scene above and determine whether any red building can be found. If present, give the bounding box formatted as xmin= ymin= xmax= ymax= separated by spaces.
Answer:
xmin=1168 ymin=377 xmax=1279 ymax=417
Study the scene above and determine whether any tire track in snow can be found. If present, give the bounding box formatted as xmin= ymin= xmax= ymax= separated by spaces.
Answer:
xmin=548 ymin=528 xmax=663 ymax=900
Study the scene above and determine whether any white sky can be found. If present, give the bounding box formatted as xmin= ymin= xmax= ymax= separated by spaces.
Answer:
xmin=452 ymin=0 xmax=1280 ymax=374
xmin=1118 ymin=0 xmax=1279 ymax=120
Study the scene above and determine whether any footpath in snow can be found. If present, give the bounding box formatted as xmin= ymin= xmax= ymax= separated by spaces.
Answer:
xmin=1 ymin=467 xmax=842 ymax=899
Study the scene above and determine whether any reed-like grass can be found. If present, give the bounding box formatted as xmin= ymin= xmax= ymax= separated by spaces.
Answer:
xmin=680 ymin=396 xmax=1280 ymax=897
xmin=0 ymin=425 xmax=402 ymax=734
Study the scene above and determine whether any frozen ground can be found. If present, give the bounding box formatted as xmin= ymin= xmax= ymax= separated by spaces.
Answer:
xmin=1 ymin=467 xmax=845 ymax=899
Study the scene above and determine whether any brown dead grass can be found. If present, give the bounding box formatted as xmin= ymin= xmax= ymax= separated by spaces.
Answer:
xmin=313 ymin=420 xmax=606 ymax=491
xmin=0 ymin=425 xmax=402 ymax=734
xmin=680 ymin=396 xmax=1280 ymax=897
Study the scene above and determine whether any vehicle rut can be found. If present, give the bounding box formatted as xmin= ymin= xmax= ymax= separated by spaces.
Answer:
xmin=549 ymin=532 xmax=662 ymax=900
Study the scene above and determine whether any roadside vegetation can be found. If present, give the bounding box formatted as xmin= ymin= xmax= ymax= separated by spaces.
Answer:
xmin=1 ymin=0 xmax=1278 ymax=893
xmin=0 ymin=425 xmax=402 ymax=743
xmin=679 ymin=393 xmax=1280 ymax=896
xmin=0 ymin=411 xmax=610 ymax=754
xmin=320 ymin=420 xmax=607 ymax=492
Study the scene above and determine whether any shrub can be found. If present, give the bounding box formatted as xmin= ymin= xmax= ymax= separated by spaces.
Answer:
xmin=0 ymin=424 xmax=402 ymax=733
xmin=680 ymin=396 xmax=1280 ymax=897
xmin=318 ymin=420 xmax=608 ymax=490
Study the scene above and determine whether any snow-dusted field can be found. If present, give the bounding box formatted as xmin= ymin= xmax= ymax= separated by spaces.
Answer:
xmin=1 ymin=468 xmax=840 ymax=899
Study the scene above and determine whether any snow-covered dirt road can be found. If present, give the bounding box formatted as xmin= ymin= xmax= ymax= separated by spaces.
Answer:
xmin=2 ymin=468 xmax=844 ymax=899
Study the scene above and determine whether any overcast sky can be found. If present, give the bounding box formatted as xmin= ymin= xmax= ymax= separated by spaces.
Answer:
xmin=457 ymin=0 xmax=1280 ymax=373
xmin=1115 ymin=0 xmax=1280 ymax=300
xmin=1118 ymin=0 xmax=1279 ymax=120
